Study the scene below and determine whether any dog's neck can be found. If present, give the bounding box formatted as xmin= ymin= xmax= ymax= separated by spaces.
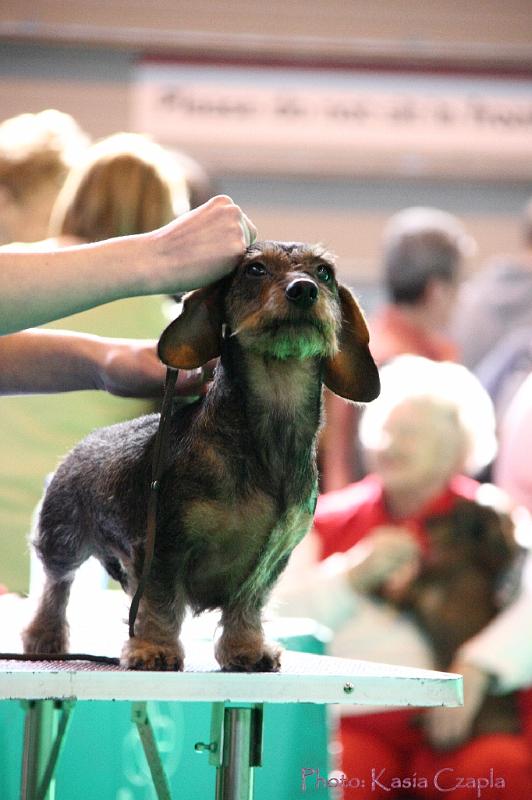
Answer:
xmin=205 ymin=336 xmax=323 ymax=501
xmin=221 ymin=334 xmax=322 ymax=418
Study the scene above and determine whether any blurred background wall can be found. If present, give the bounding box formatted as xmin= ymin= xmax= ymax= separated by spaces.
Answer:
xmin=1 ymin=0 xmax=531 ymax=301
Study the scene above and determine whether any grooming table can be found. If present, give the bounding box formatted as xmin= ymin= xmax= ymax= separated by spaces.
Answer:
xmin=0 ymin=593 xmax=463 ymax=800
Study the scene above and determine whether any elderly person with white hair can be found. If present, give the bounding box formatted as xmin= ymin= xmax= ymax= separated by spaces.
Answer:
xmin=274 ymin=355 xmax=531 ymax=800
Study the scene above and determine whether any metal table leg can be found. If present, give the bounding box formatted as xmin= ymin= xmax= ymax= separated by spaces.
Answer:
xmin=197 ymin=703 xmax=264 ymax=800
xmin=20 ymin=698 xmax=264 ymax=800
xmin=132 ymin=701 xmax=173 ymax=800
xmin=20 ymin=699 xmax=75 ymax=800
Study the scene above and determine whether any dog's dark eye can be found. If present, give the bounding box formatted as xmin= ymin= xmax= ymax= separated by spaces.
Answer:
xmin=246 ymin=262 xmax=267 ymax=277
xmin=316 ymin=264 xmax=333 ymax=283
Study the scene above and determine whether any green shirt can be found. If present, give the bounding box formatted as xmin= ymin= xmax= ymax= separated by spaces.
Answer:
xmin=0 ymin=295 xmax=167 ymax=593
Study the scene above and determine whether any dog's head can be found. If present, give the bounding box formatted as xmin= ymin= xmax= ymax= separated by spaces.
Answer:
xmin=158 ymin=241 xmax=380 ymax=402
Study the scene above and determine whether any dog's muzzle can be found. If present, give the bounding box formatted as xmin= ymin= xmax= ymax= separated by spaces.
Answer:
xmin=285 ymin=279 xmax=318 ymax=309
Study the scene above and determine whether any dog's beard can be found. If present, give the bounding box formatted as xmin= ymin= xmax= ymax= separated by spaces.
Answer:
xmin=236 ymin=319 xmax=338 ymax=360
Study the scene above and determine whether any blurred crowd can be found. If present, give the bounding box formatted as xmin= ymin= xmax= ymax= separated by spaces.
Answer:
xmin=279 ymin=190 xmax=532 ymax=797
xmin=1 ymin=108 xmax=532 ymax=798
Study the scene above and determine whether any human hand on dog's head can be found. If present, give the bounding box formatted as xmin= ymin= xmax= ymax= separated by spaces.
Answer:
xmin=145 ymin=195 xmax=257 ymax=294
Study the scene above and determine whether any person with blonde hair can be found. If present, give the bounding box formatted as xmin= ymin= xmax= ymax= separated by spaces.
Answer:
xmin=49 ymin=132 xmax=190 ymax=243
xmin=0 ymin=109 xmax=89 ymax=245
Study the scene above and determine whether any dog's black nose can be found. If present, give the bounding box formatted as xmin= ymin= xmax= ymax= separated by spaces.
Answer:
xmin=285 ymin=279 xmax=318 ymax=308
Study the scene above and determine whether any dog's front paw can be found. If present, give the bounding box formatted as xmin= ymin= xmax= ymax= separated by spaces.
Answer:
xmin=215 ymin=637 xmax=282 ymax=672
xmin=121 ymin=638 xmax=184 ymax=671
xmin=22 ymin=620 xmax=69 ymax=656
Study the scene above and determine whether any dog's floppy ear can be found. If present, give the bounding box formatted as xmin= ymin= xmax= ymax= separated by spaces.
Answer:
xmin=324 ymin=284 xmax=380 ymax=402
xmin=158 ymin=281 xmax=226 ymax=369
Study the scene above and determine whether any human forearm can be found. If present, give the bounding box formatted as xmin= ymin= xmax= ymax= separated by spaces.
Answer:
xmin=424 ymin=662 xmax=491 ymax=749
xmin=426 ymin=574 xmax=532 ymax=751
xmin=0 ymin=237 xmax=145 ymax=334
xmin=0 ymin=195 xmax=255 ymax=335
xmin=0 ymin=328 xmax=210 ymax=397
xmin=0 ymin=329 xmax=117 ymax=394
xmin=457 ymin=590 xmax=532 ymax=693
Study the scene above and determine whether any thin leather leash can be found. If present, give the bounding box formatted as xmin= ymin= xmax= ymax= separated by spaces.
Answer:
xmin=0 ymin=652 xmax=121 ymax=665
xmin=128 ymin=366 xmax=178 ymax=639
xmin=0 ymin=367 xmax=179 ymax=665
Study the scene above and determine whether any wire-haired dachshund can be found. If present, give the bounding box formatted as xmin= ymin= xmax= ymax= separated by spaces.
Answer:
xmin=23 ymin=241 xmax=380 ymax=671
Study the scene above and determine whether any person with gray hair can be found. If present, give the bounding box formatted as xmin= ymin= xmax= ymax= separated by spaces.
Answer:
xmin=369 ymin=206 xmax=473 ymax=365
